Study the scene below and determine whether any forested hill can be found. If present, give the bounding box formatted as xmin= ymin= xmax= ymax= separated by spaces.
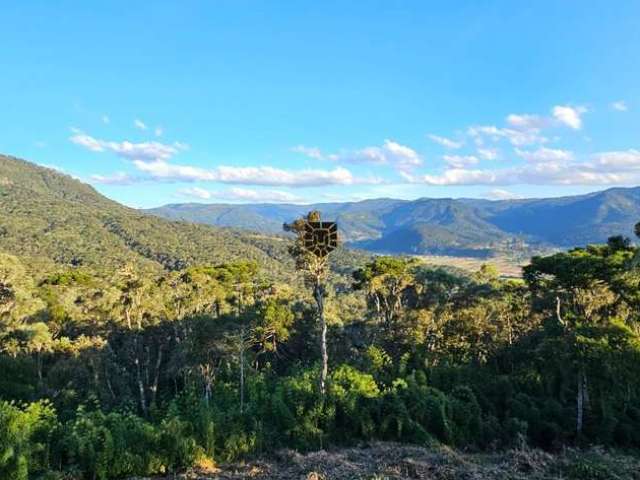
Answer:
xmin=0 ymin=155 xmax=303 ymax=275
xmin=148 ymin=186 xmax=640 ymax=256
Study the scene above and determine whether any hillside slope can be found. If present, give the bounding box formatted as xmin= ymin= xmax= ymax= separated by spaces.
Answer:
xmin=485 ymin=188 xmax=640 ymax=246
xmin=0 ymin=155 xmax=296 ymax=274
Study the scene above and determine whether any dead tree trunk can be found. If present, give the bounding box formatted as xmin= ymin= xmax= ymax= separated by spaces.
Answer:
xmin=314 ymin=280 xmax=328 ymax=398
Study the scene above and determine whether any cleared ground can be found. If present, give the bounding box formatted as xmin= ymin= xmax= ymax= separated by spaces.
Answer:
xmin=417 ymin=255 xmax=528 ymax=278
xmin=137 ymin=442 xmax=640 ymax=479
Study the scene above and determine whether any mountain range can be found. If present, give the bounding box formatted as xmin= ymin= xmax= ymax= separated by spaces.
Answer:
xmin=2 ymin=154 xmax=639 ymax=267
xmin=148 ymin=187 xmax=640 ymax=257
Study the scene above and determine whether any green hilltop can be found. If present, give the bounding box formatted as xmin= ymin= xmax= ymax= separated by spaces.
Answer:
xmin=0 ymin=155 xmax=299 ymax=276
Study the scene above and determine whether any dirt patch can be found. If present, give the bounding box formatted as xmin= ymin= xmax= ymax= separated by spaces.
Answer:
xmin=130 ymin=442 xmax=640 ymax=480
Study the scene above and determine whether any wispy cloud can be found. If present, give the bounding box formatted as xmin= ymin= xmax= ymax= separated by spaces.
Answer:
xmin=403 ymin=149 xmax=640 ymax=186
xmin=486 ymin=189 xmax=522 ymax=200
xmin=468 ymin=124 xmax=547 ymax=147
xmin=178 ymin=186 xmax=303 ymax=203
xmin=102 ymin=115 xmax=110 ymax=124
xmin=611 ymin=100 xmax=628 ymax=112
xmin=71 ymin=132 xmax=186 ymax=161
xmin=293 ymin=140 xmax=422 ymax=171
xmin=350 ymin=140 xmax=422 ymax=170
xmin=468 ymin=104 xmax=587 ymax=149
xmin=428 ymin=134 xmax=462 ymax=149
xmin=133 ymin=160 xmax=378 ymax=187
xmin=515 ymin=147 xmax=573 ymax=163
xmin=506 ymin=114 xmax=548 ymax=130
xmin=75 ymin=131 xmax=380 ymax=188
xmin=78 ymin=98 xmax=636 ymax=194
xmin=90 ymin=172 xmax=136 ymax=185
xmin=443 ymin=155 xmax=479 ymax=168
xmin=291 ymin=145 xmax=326 ymax=160
xmin=477 ymin=148 xmax=498 ymax=160
xmin=134 ymin=119 xmax=148 ymax=130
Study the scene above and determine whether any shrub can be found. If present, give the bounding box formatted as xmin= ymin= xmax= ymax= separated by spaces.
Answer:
xmin=0 ymin=400 xmax=58 ymax=480
xmin=271 ymin=367 xmax=328 ymax=450
xmin=330 ymin=364 xmax=380 ymax=440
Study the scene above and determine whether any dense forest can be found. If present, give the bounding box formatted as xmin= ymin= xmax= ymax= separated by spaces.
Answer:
xmin=3 ymin=226 xmax=640 ymax=478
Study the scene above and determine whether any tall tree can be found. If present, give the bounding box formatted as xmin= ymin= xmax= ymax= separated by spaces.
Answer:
xmin=284 ymin=211 xmax=336 ymax=397
xmin=116 ymin=264 xmax=151 ymax=415
xmin=352 ymin=257 xmax=416 ymax=328
xmin=524 ymin=245 xmax=629 ymax=437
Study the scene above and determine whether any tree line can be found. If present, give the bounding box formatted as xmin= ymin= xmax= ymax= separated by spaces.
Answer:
xmin=2 ymin=220 xmax=640 ymax=479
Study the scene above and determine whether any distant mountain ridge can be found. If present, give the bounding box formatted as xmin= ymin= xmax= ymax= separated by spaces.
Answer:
xmin=3 ymin=154 xmax=637 ymax=264
xmin=147 ymin=187 xmax=640 ymax=257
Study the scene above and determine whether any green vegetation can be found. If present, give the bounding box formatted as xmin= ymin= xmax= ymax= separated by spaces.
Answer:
xmin=3 ymin=235 xmax=640 ymax=478
xmin=2 ymin=157 xmax=640 ymax=478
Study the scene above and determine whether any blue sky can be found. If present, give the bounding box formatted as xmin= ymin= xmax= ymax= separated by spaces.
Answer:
xmin=1 ymin=1 xmax=639 ymax=208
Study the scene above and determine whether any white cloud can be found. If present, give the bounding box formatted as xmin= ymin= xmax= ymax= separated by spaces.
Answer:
xmin=294 ymin=140 xmax=422 ymax=171
xmin=479 ymin=112 xmax=550 ymax=147
xmin=102 ymin=115 xmax=110 ymax=124
xmin=477 ymin=148 xmax=498 ymax=160
xmin=382 ymin=140 xmax=422 ymax=168
xmin=592 ymin=149 xmax=640 ymax=168
xmin=71 ymin=132 xmax=184 ymax=161
xmin=292 ymin=145 xmax=325 ymax=160
xmin=76 ymin=132 xmax=380 ymax=188
xmin=515 ymin=147 xmax=574 ymax=163
xmin=611 ymin=101 xmax=628 ymax=112
xmin=486 ymin=189 xmax=522 ymax=200
xmin=132 ymin=160 xmax=217 ymax=181
xmin=131 ymin=160 xmax=378 ymax=187
xmin=466 ymin=105 xmax=585 ymax=150
xmin=404 ymin=168 xmax=499 ymax=186
xmin=178 ymin=187 xmax=212 ymax=199
xmin=178 ymin=186 xmax=303 ymax=203
xmin=467 ymin=125 xmax=547 ymax=146
xmin=90 ymin=172 xmax=135 ymax=185
xmin=443 ymin=155 xmax=479 ymax=168
xmin=552 ymin=105 xmax=587 ymax=130
xmin=134 ymin=119 xmax=148 ymax=130
xmin=403 ymin=149 xmax=640 ymax=186
xmin=349 ymin=139 xmax=422 ymax=170
xmin=506 ymin=114 xmax=548 ymax=130
xmin=70 ymin=133 xmax=105 ymax=152
xmin=428 ymin=134 xmax=462 ymax=149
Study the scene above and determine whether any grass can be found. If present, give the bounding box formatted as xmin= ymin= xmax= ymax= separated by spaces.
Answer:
xmin=416 ymin=254 xmax=527 ymax=278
